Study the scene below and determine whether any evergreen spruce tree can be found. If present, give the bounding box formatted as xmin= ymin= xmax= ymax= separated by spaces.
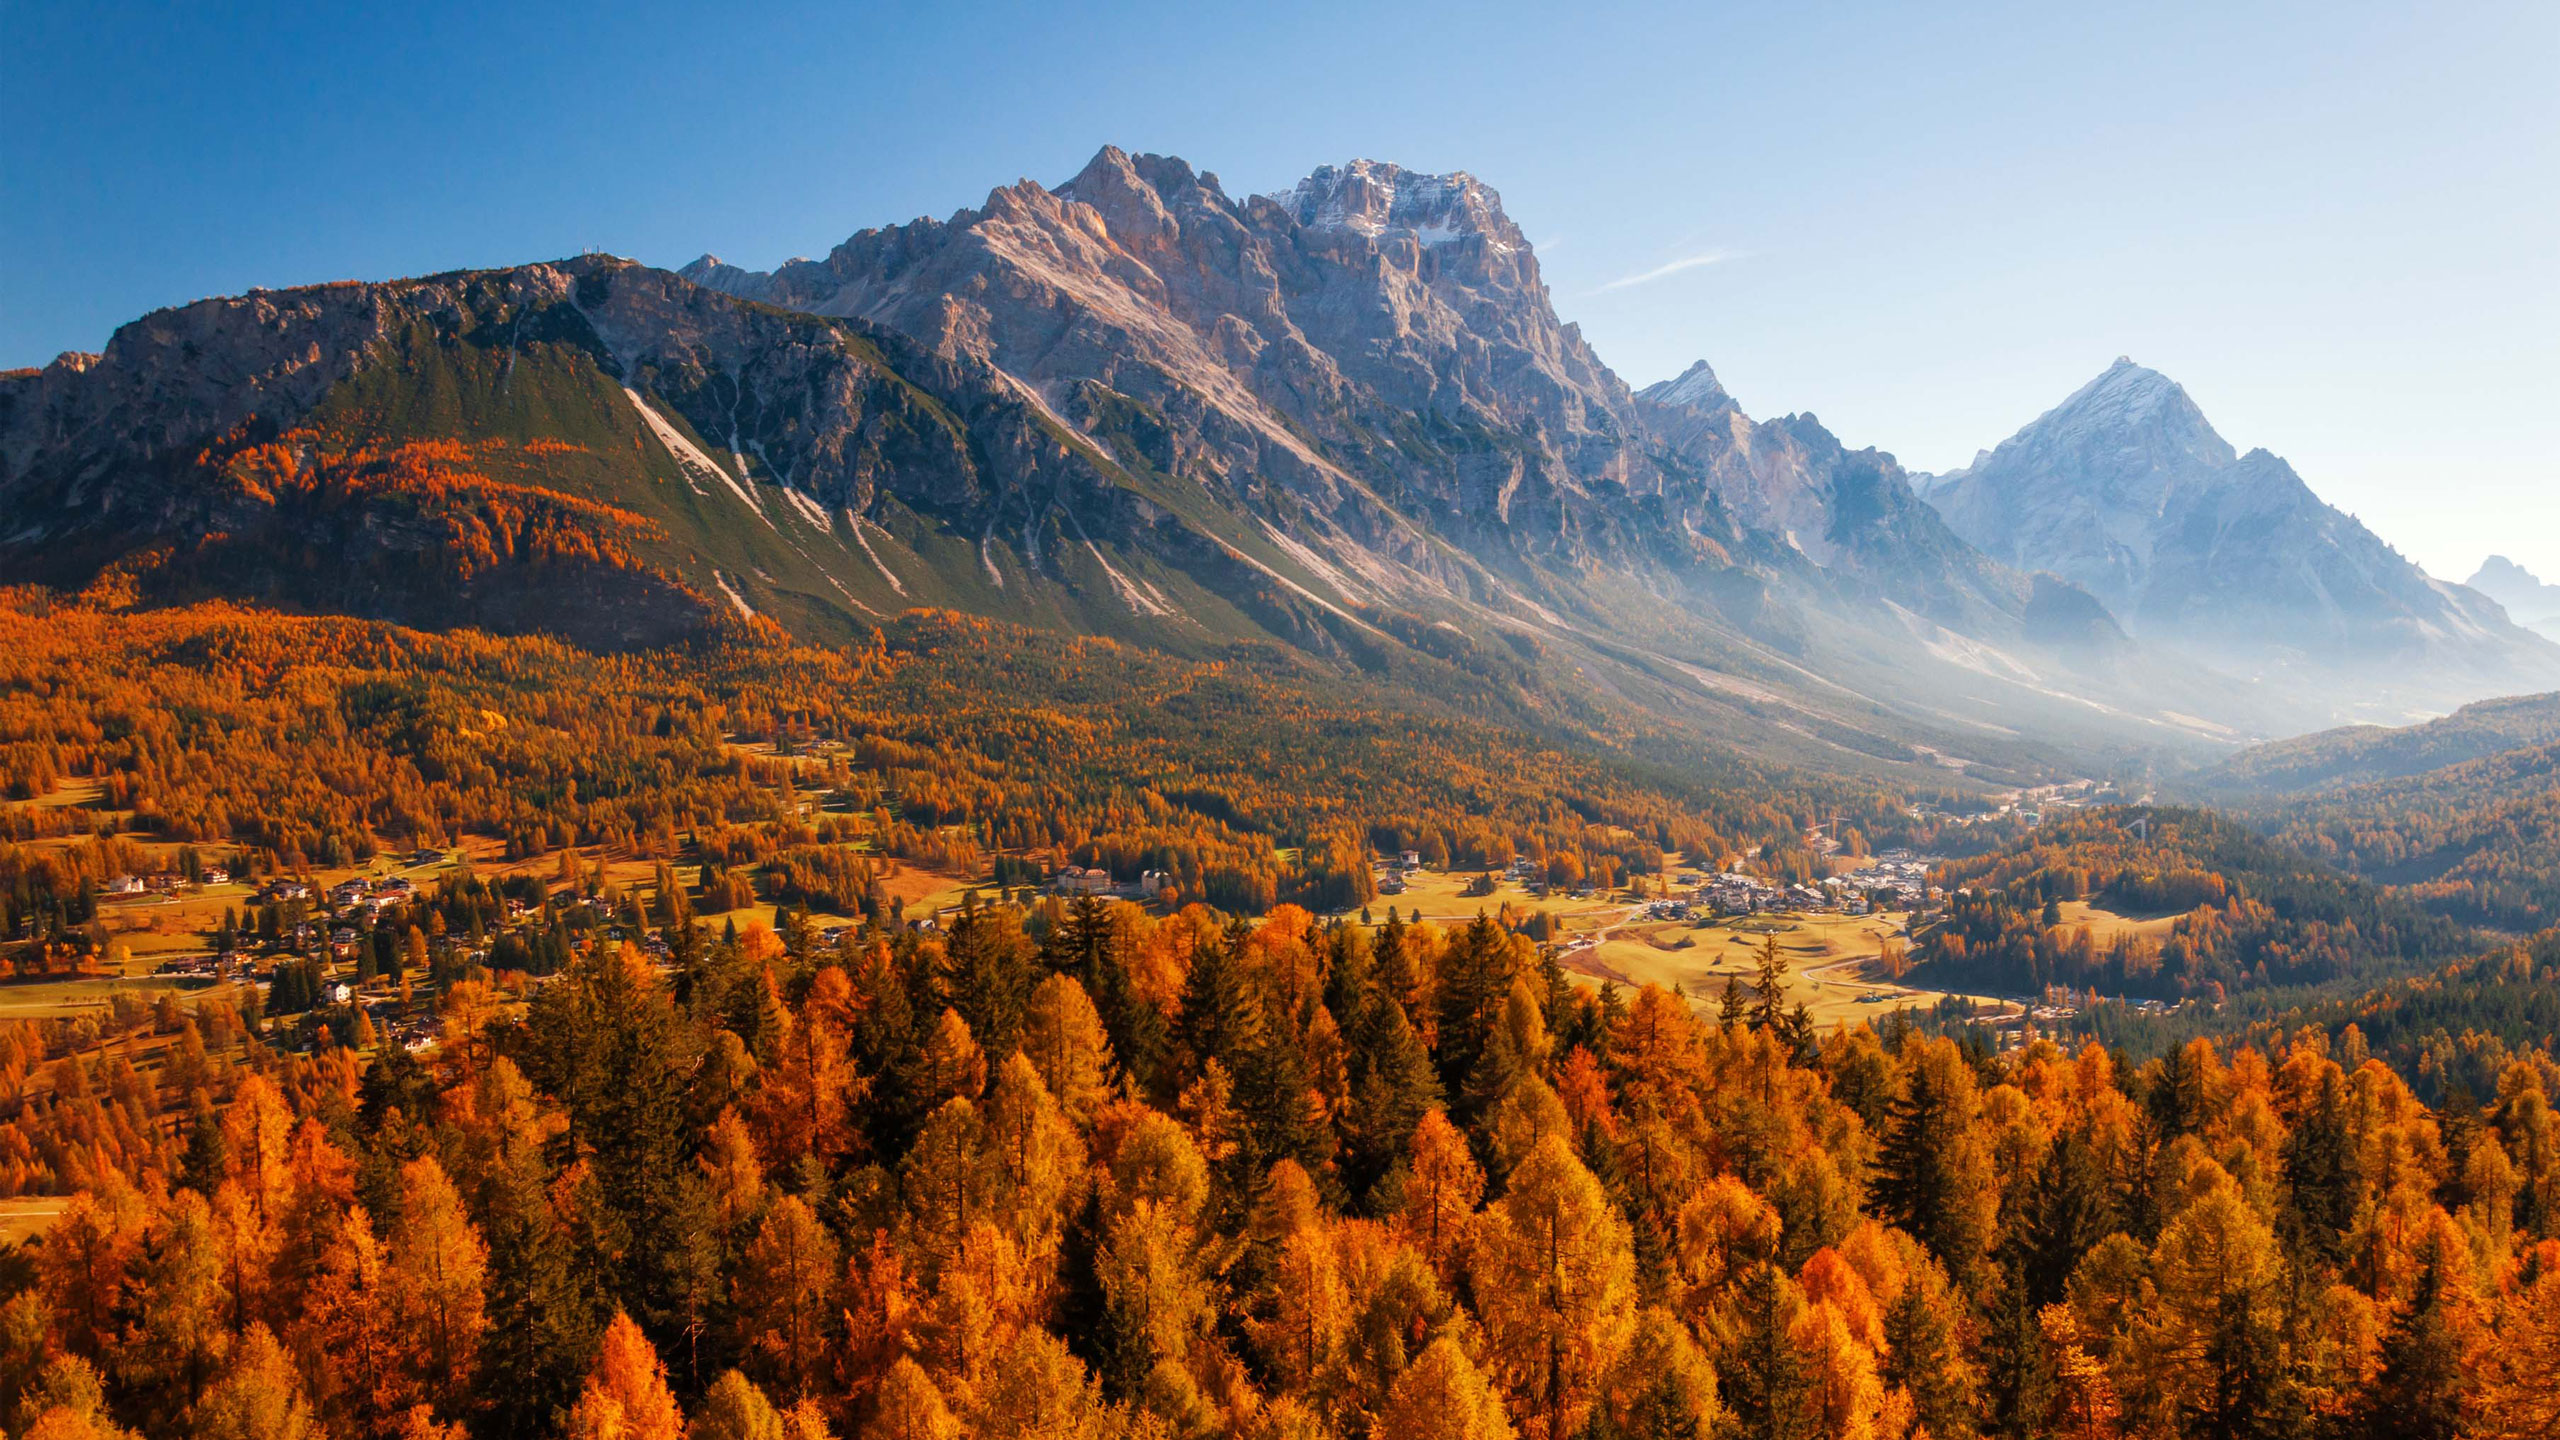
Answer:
xmin=1434 ymin=914 xmax=1516 ymax=1113
xmin=2186 ymin=1282 xmax=2299 ymax=1440
xmin=1093 ymin=934 xmax=1170 ymax=1103
xmin=2346 ymin=1232 xmax=2469 ymax=1440
xmin=1780 ymin=1002 xmax=1816 ymax=1065
xmin=1591 ymin=980 xmax=1626 ymax=1066
xmin=2021 ymin=1126 xmax=2113 ymax=1306
xmin=2280 ymin=1067 xmax=2355 ymax=1274
xmin=942 ymin=902 xmax=1036 ymax=1055
xmin=1459 ymin=996 xmax=1527 ymax=1123
xmin=2147 ymin=1043 xmax=2207 ymax=1141
xmin=1233 ymin=1000 xmax=1324 ymax=1188
xmin=523 ymin=947 xmax=700 ymax=1353
xmin=1047 ymin=894 xmax=1113 ymax=988
xmin=1979 ymin=1246 xmax=2049 ymax=1439
xmin=1176 ymin=926 xmax=1267 ymax=1084
xmin=477 ymin=1107 xmax=610 ymax=1438
xmin=1375 ymin=910 xmax=1419 ymax=1013
xmin=1883 ymin=1274 xmax=1978 ymax=1440
xmin=1343 ymin=993 xmax=1438 ymax=1209
xmin=1752 ymin=935 xmax=1788 ymax=1033
xmin=177 ymin=1093 xmax=225 ymax=1196
xmin=1876 ymin=1043 xmax=1988 ymax=1270
xmin=1719 ymin=1261 xmax=1812 ymax=1440
xmin=1719 ymin=974 xmax=1748 ymax=1032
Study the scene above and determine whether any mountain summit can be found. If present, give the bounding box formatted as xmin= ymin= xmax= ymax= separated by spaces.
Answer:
xmin=1916 ymin=359 xmax=2560 ymax=714
xmin=1267 ymin=160 xmax=1523 ymax=251
xmin=2468 ymin=556 xmax=2560 ymax=641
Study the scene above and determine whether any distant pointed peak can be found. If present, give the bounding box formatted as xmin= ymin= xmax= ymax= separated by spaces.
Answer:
xmin=2093 ymin=354 xmax=2172 ymax=383
xmin=678 ymin=254 xmax=758 ymax=289
xmin=1639 ymin=360 xmax=1732 ymax=411
xmin=2036 ymin=355 xmax=2205 ymax=433
xmin=677 ymin=253 xmax=773 ymax=300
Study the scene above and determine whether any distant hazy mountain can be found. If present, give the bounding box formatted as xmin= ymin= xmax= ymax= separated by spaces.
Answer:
xmin=2468 ymin=556 xmax=2560 ymax=641
xmin=2199 ymin=690 xmax=2560 ymax=796
xmin=1916 ymin=358 xmax=2560 ymax=718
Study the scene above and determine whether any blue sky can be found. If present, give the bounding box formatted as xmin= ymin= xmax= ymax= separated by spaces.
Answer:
xmin=7 ymin=0 xmax=2554 ymax=581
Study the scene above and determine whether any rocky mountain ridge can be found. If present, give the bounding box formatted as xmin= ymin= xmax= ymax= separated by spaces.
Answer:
xmin=6 ymin=146 xmax=2524 ymax=775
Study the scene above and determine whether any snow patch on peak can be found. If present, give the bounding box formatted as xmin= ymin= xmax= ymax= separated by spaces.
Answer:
xmin=1267 ymin=159 xmax=1520 ymax=252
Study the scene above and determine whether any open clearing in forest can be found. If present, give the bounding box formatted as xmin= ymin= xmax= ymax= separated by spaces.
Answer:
xmin=1552 ymin=905 xmax=2018 ymax=1029
xmin=0 ymin=1199 xmax=69 ymax=1244
xmin=2053 ymin=899 xmax=2183 ymax=944
xmin=1358 ymin=865 xmax=1640 ymax=931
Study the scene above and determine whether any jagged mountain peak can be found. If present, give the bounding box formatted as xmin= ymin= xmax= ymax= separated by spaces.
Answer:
xmin=1265 ymin=159 xmax=1522 ymax=253
xmin=1640 ymin=360 xmax=1733 ymax=413
xmin=1053 ymin=145 xmax=1233 ymax=218
xmin=2473 ymin=554 xmax=2554 ymax=593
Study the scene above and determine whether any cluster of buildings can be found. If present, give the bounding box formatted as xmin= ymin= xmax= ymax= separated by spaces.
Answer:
xmin=1366 ymin=851 xmax=1426 ymax=896
xmin=140 ymin=858 xmax=483 ymax=1054
xmin=1654 ymin=849 xmax=1940 ymax=919
xmin=1906 ymin=778 xmax=2112 ymax=833
xmin=320 ymin=874 xmax=420 ymax=916
xmin=1976 ymin=988 xmax=2174 ymax=1052
xmin=1686 ymin=872 xmax=1829 ymax=915
xmin=103 ymin=866 xmax=231 ymax=897
xmin=1046 ymin=865 xmax=1173 ymax=900
xmin=1357 ymin=845 xmax=1947 ymax=916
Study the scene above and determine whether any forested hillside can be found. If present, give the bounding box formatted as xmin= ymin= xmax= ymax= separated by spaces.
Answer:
xmin=2254 ymin=742 xmax=2560 ymax=933
xmin=1913 ymin=808 xmax=2473 ymax=1001
xmin=2201 ymin=697 xmax=2560 ymax=931
xmin=0 ymin=877 xmax=2555 ymax=1440
xmin=0 ymin=590 xmax=1921 ymax=926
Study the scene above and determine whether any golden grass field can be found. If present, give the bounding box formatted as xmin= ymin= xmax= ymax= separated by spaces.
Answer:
xmin=1364 ymin=862 xmax=2019 ymax=1027
xmin=2052 ymin=898 xmax=2184 ymax=944
xmin=0 ymin=1198 xmax=70 ymax=1245
xmin=1557 ymin=908 xmax=1963 ymax=1027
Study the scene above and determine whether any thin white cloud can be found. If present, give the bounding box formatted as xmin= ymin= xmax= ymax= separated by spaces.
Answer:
xmin=1595 ymin=249 xmax=1742 ymax=293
